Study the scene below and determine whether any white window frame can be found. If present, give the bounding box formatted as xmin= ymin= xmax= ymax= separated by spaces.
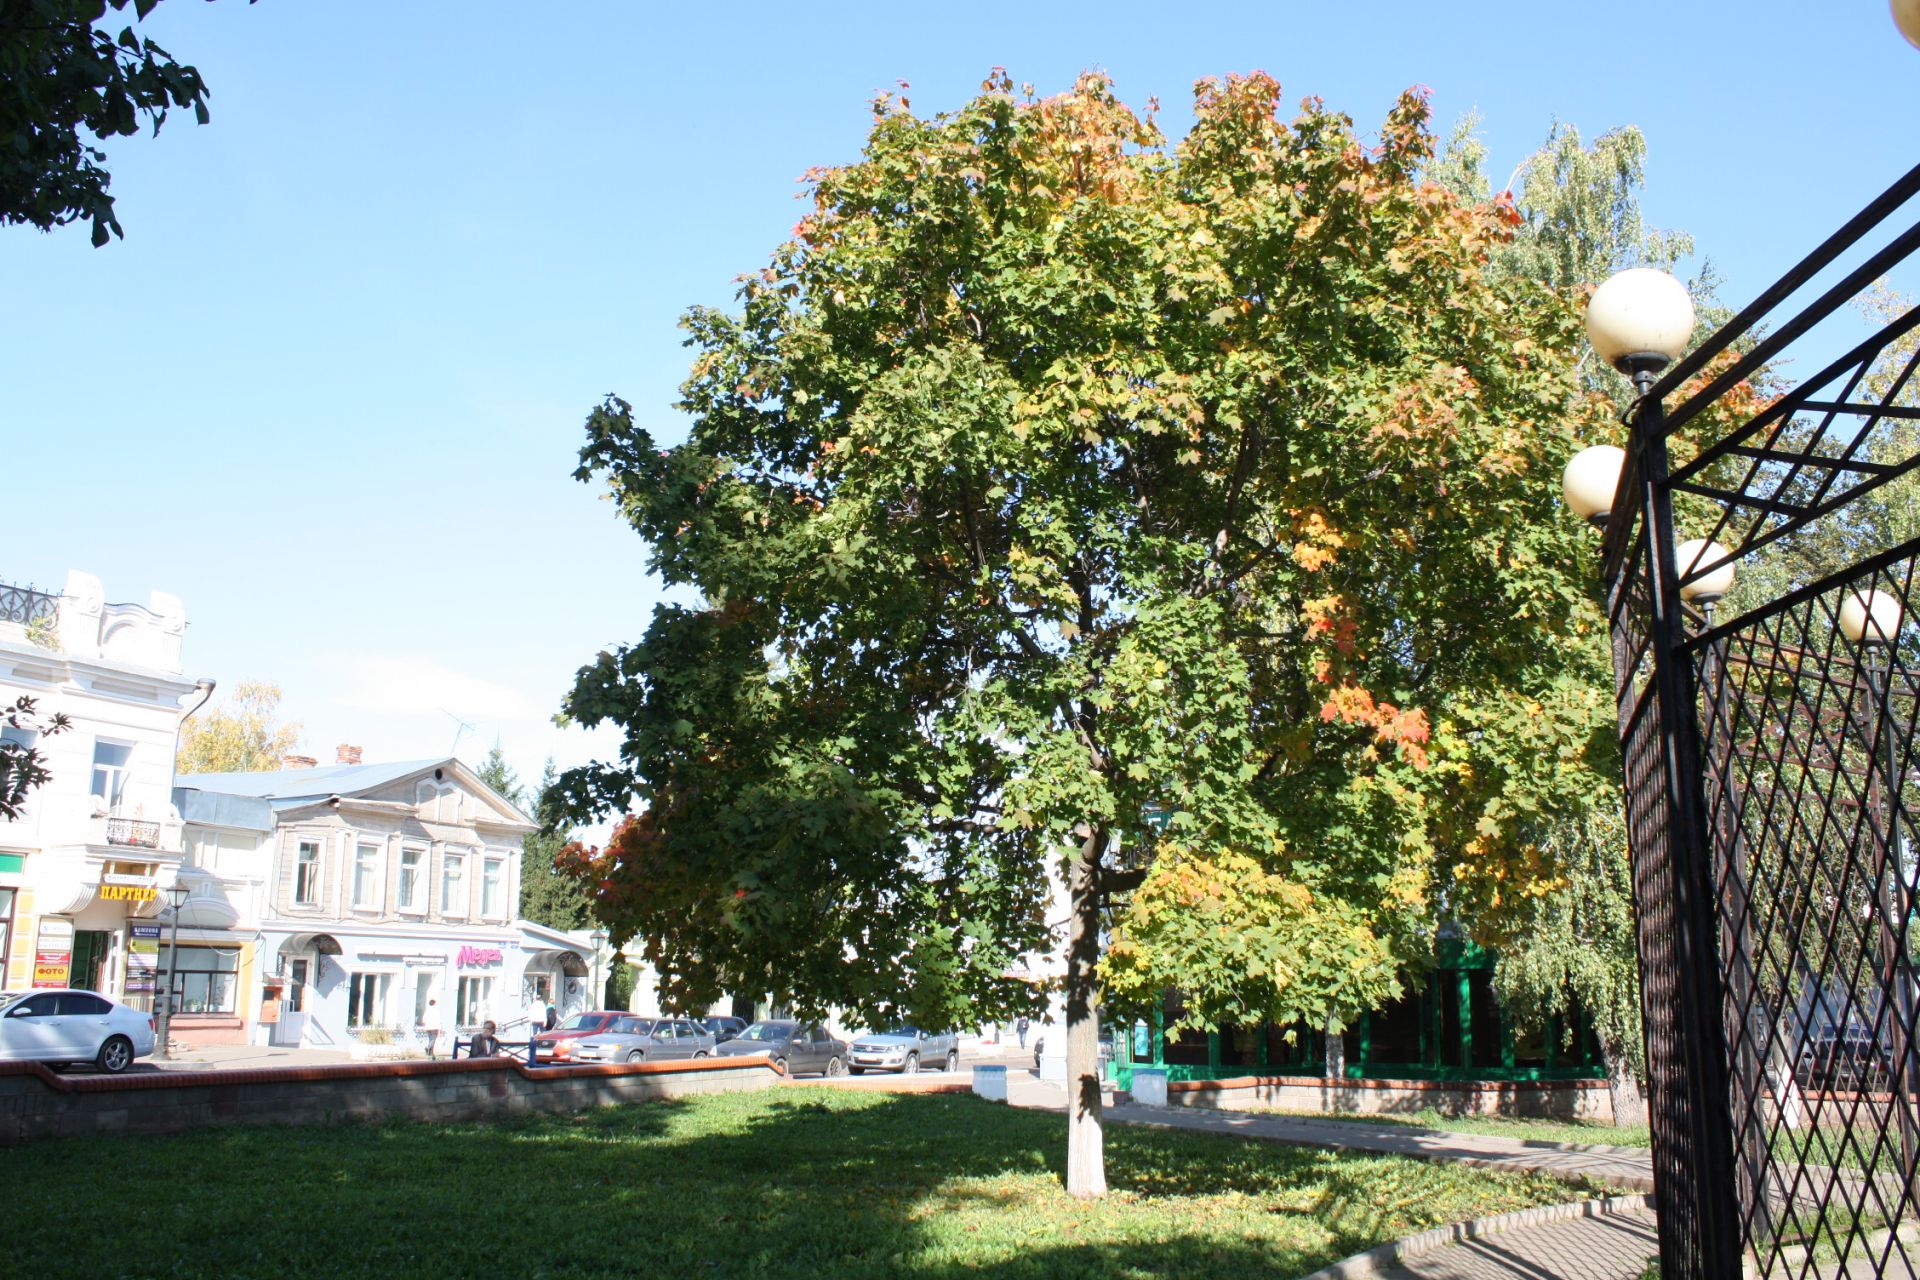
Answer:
xmin=352 ymin=841 xmax=382 ymax=910
xmin=347 ymin=970 xmax=397 ymax=1028
xmin=441 ymin=850 xmax=467 ymax=918
xmin=91 ymin=737 xmax=134 ymax=810
xmin=456 ymin=974 xmax=494 ymax=1029
xmin=293 ymin=839 xmax=321 ymax=906
xmin=480 ymin=857 xmax=504 ymax=919
xmin=397 ymin=845 xmax=426 ymax=913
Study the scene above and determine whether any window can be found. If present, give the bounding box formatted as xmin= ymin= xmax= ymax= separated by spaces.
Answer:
xmin=397 ymin=847 xmax=424 ymax=912
xmin=293 ymin=840 xmax=321 ymax=905
xmin=174 ymin=948 xmax=239 ymax=1014
xmin=57 ymin=992 xmax=112 ymax=1016
xmin=91 ymin=739 xmax=132 ymax=808
xmin=481 ymin=858 xmax=504 ymax=918
xmin=456 ymin=975 xmax=494 ymax=1028
xmin=441 ymin=853 xmax=467 ymax=916
xmin=348 ymin=973 xmax=393 ymax=1027
xmin=287 ymin=958 xmax=309 ymax=1013
xmin=352 ymin=842 xmax=381 ymax=908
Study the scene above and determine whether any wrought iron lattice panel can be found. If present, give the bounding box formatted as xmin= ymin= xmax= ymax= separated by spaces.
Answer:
xmin=1604 ymin=161 xmax=1920 ymax=1280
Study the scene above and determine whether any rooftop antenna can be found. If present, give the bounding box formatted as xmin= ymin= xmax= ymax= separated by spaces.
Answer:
xmin=443 ymin=709 xmax=475 ymax=757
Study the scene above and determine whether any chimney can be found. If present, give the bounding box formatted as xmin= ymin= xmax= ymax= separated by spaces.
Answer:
xmin=336 ymin=744 xmax=362 ymax=766
xmin=283 ymin=754 xmax=318 ymax=770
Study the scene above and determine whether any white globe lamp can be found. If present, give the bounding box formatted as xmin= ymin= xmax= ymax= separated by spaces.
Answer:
xmin=1562 ymin=445 xmax=1626 ymax=525
xmin=1586 ymin=268 xmax=1696 ymax=376
xmin=1675 ymin=539 xmax=1736 ymax=605
xmin=1839 ymin=589 xmax=1906 ymax=646
xmin=1896 ymin=0 xmax=1920 ymax=50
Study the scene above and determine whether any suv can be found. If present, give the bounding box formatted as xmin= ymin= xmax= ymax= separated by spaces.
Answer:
xmin=847 ymin=1025 xmax=959 ymax=1074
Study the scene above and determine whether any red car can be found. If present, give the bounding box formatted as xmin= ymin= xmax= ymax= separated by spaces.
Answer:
xmin=531 ymin=1010 xmax=626 ymax=1063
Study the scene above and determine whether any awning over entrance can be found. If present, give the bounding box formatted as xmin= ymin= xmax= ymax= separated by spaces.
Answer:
xmin=525 ymin=947 xmax=589 ymax=977
xmin=279 ymin=932 xmax=343 ymax=956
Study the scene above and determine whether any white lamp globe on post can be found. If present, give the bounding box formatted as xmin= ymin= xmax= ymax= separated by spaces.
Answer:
xmin=1895 ymin=0 xmax=1920 ymax=51
xmin=1586 ymin=268 xmax=1696 ymax=386
xmin=1562 ymin=444 xmax=1627 ymax=527
xmin=1840 ymin=589 xmax=1907 ymax=648
xmin=1675 ymin=539 xmax=1736 ymax=612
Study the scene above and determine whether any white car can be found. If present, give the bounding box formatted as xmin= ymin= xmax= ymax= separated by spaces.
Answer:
xmin=0 ymin=988 xmax=156 ymax=1073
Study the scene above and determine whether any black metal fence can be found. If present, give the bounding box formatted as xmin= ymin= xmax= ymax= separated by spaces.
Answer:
xmin=1605 ymin=162 xmax=1920 ymax=1279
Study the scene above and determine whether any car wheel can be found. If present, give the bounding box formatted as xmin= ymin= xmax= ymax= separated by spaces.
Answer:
xmin=97 ymin=1035 xmax=134 ymax=1075
xmin=826 ymin=1056 xmax=846 ymax=1077
xmin=945 ymin=1048 xmax=960 ymax=1072
xmin=625 ymin=1050 xmax=644 ymax=1063
xmin=773 ymin=1056 xmax=790 ymax=1076
xmin=694 ymin=1050 xmax=709 ymax=1059
xmin=904 ymin=1051 xmax=919 ymax=1074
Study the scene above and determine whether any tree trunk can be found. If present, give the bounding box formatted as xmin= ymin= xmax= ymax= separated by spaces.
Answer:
xmin=1603 ymin=1044 xmax=1648 ymax=1128
xmin=1324 ymin=1015 xmax=1345 ymax=1079
xmin=1065 ymin=827 xmax=1106 ymax=1199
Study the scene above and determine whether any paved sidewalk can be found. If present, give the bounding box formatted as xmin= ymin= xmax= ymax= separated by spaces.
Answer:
xmin=1369 ymin=1202 xmax=1659 ymax=1280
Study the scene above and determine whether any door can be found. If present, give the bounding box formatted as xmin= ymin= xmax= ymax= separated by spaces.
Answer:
xmin=70 ymin=930 xmax=110 ymax=992
xmin=55 ymin=992 xmax=113 ymax=1057
xmin=651 ymin=1021 xmax=685 ymax=1059
xmin=0 ymin=993 xmax=66 ymax=1060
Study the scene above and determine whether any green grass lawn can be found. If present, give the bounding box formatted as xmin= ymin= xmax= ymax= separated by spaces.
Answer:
xmin=0 ymin=1088 xmax=1600 ymax=1279
xmin=1240 ymin=1107 xmax=1653 ymax=1148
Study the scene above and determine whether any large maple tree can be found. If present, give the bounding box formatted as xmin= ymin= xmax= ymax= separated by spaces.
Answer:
xmin=553 ymin=71 xmax=1616 ymax=1195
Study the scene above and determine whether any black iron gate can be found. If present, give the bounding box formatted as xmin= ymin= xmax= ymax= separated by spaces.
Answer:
xmin=1604 ymin=162 xmax=1920 ymax=1279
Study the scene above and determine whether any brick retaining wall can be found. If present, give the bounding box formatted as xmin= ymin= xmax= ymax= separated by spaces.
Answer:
xmin=0 ymin=1054 xmax=781 ymax=1145
xmin=1165 ymin=1074 xmax=1614 ymax=1123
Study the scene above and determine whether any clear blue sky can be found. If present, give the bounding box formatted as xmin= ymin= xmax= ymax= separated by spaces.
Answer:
xmin=4 ymin=0 xmax=1916 ymax=799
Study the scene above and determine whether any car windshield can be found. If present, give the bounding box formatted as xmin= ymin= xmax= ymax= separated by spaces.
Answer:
xmin=880 ymin=1025 xmax=920 ymax=1037
xmin=558 ymin=1014 xmax=603 ymax=1031
xmin=738 ymin=1022 xmax=795 ymax=1041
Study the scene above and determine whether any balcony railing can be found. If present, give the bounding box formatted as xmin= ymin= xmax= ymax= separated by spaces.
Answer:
xmin=105 ymin=817 xmax=160 ymax=848
xmin=0 ymin=582 xmax=59 ymax=629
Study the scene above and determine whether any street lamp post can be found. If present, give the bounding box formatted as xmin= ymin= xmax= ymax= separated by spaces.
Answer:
xmin=1564 ymin=264 xmax=1746 ymax=1279
xmin=153 ymin=880 xmax=190 ymax=1062
xmin=1838 ymin=588 xmax=1920 ymax=1207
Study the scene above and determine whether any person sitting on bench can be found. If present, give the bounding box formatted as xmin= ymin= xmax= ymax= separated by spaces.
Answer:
xmin=467 ymin=1020 xmax=503 ymax=1058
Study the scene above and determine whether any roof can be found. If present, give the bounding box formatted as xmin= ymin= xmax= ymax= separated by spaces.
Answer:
xmin=172 ymin=757 xmax=537 ymax=829
xmin=174 ymin=759 xmax=445 ymax=802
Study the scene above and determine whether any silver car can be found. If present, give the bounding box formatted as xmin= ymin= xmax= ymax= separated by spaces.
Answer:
xmin=0 ymin=988 xmax=156 ymax=1073
xmin=566 ymin=1015 xmax=716 ymax=1064
xmin=713 ymin=1020 xmax=848 ymax=1076
xmin=847 ymin=1024 xmax=959 ymax=1074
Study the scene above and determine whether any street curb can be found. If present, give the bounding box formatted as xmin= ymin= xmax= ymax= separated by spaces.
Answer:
xmin=1293 ymin=1194 xmax=1655 ymax=1280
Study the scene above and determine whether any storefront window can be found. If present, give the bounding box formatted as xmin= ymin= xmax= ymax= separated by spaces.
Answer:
xmin=0 ymin=888 xmax=13 ymax=984
xmin=174 ymin=947 xmax=239 ymax=1014
xmin=348 ymin=972 xmax=393 ymax=1027
xmin=457 ymin=975 xmax=494 ymax=1028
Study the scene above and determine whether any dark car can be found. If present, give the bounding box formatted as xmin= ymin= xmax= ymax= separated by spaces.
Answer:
xmin=531 ymin=1010 xmax=627 ymax=1064
xmin=713 ymin=1020 xmax=847 ymax=1077
xmin=698 ymin=1015 xmax=749 ymax=1043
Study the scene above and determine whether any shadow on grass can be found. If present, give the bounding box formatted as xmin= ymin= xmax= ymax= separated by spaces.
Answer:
xmin=0 ymin=1087 xmax=1584 ymax=1279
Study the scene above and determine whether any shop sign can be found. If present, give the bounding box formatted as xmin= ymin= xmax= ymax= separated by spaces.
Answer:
xmin=32 ymin=918 xmax=74 ymax=989
xmin=126 ymin=923 xmax=160 ymax=993
xmin=100 ymin=869 xmax=158 ymax=904
xmin=457 ymin=946 xmax=503 ymax=967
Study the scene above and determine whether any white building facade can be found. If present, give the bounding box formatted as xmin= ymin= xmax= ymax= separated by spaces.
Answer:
xmin=175 ymin=757 xmax=596 ymax=1051
xmin=0 ymin=570 xmax=203 ymax=1011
